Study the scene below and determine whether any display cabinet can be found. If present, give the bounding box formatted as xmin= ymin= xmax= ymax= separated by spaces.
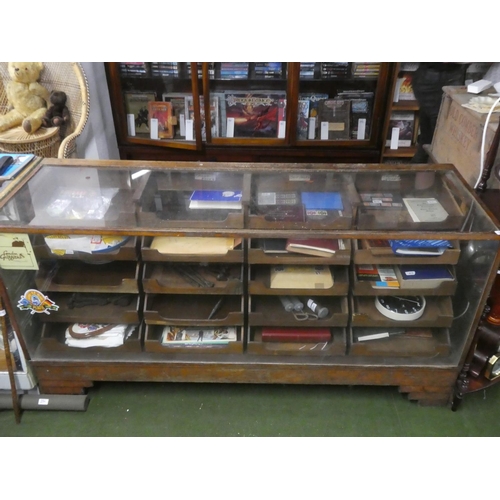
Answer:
xmin=0 ymin=158 xmax=499 ymax=407
xmin=105 ymin=62 xmax=395 ymax=163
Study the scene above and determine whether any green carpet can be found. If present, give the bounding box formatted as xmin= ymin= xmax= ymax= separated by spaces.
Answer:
xmin=1 ymin=381 xmax=499 ymax=437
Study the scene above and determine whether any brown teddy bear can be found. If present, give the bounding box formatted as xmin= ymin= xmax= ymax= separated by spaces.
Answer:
xmin=42 ymin=90 xmax=70 ymax=138
xmin=0 ymin=62 xmax=50 ymax=134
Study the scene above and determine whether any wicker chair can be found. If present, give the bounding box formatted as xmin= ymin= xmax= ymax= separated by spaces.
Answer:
xmin=0 ymin=62 xmax=90 ymax=158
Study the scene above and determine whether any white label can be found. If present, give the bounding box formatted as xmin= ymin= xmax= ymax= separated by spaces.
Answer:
xmin=278 ymin=120 xmax=286 ymax=138
xmin=126 ymin=114 xmax=136 ymax=137
xmin=405 ymin=271 xmax=416 ymax=276
xmin=150 ymin=118 xmax=159 ymax=140
xmin=226 ymin=117 xmax=235 ymax=138
xmin=320 ymin=122 xmax=329 ymax=140
xmin=390 ymin=127 xmax=400 ymax=149
xmin=289 ymin=174 xmax=311 ymax=182
xmin=180 ymin=113 xmax=185 ymax=136
xmin=185 ymin=119 xmax=194 ymax=141
xmin=308 ymin=117 xmax=316 ymax=139
xmin=357 ymin=118 xmax=366 ymax=140
xmin=38 ymin=398 xmax=49 ymax=406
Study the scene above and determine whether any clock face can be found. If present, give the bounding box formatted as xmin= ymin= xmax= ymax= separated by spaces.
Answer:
xmin=375 ymin=295 xmax=426 ymax=321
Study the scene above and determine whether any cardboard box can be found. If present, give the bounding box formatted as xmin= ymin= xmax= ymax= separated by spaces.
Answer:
xmin=429 ymin=86 xmax=500 ymax=189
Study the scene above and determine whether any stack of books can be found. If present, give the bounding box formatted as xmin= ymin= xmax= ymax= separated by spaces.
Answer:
xmin=150 ymin=62 xmax=179 ymax=78
xmin=220 ymin=62 xmax=249 ymax=80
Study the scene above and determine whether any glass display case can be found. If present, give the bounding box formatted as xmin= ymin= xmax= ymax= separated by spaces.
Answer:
xmin=0 ymin=158 xmax=499 ymax=407
xmin=105 ymin=62 xmax=394 ymax=162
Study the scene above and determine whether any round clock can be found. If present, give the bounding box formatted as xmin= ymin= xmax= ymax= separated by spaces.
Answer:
xmin=375 ymin=295 xmax=426 ymax=321
xmin=485 ymin=353 xmax=500 ymax=380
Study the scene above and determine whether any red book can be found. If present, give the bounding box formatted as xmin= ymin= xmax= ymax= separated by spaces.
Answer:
xmin=261 ymin=327 xmax=331 ymax=343
xmin=285 ymin=238 xmax=340 ymax=257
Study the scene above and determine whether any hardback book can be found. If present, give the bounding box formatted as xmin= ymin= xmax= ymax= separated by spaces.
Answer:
xmin=162 ymin=92 xmax=190 ymax=138
xmin=297 ymin=99 xmax=310 ymax=140
xmin=148 ymin=101 xmax=174 ymax=139
xmin=388 ymin=239 xmax=452 ymax=255
xmin=161 ymin=326 xmax=237 ymax=345
xmin=189 ymin=190 xmax=242 ymax=210
xmin=300 ymin=192 xmax=343 ymax=211
xmin=359 ymin=192 xmax=404 ymax=209
xmin=285 ymin=238 xmax=342 ymax=257
xmin=397 ymin=264 xmax=454 ymax=282
xmin=402 ymin=198 xmax=449 ymax=223
xmin=0 ymin=153 xmax=36 ymax=181
xmin=385 ymin=112 xmax=415 ymax=147
xmin=336 ymin=89 xmax=374 ymax=140
xmin=270 ymin=265 xmax=334 ymax=289
xmin=299 ymin=93 xmax=328 ymax=139
xmin=124 ymin=91 xmax=156 ymax=134
xmin=261 ymin=327 xmax=331 ymax=343
xmin=396 ymin=72 xmax=416 ymax=101
xmin=356 ymin=264 xmax=399 ymax=288
xmin=318 ymin=99 xmax=350 ymax=140
xmin=224 ymin=92 xmax=284 ymax=138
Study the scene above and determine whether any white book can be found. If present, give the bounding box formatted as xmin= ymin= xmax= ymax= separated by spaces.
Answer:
xmin=403 ymin=197 xmax=449 ymax=223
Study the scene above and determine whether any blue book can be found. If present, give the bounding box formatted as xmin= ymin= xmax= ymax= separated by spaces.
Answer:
xmin=399 ymin=264 xmax=454 ymax=281
xmin=300 ymin=192 xmax=343 ymax=211
xmin=389 ymin=239 xmax=452 ymax=256
xmin=189 ymin=190 xmax=242 ymax=209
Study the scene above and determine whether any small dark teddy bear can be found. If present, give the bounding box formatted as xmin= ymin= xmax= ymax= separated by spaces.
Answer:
xmin=42 ymin=90 xmax=70 ymax=138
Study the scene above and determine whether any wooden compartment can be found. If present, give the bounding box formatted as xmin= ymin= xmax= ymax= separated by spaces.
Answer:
xmin=33 ymin=234 xmax=139 ymax=262
xmin=35 ymin=260 xmax=140 ymax=293
xmin=349 ymin=327 xmax=451 ymax=357
xmin=353 ymin=239 xmax=461 ymax=265
xmin=248 ymin=238 xmax=351 ymax=265
xmin=350 ymin=264 xmax=458 ymax=296
xmin=247 ymin=327 xmax=346 ymax=356
xmin=351 ymin=295 xmax=454 ymax=328
xmin=136 ymin=171 xmax=247 ymax=230
xmin=248 ymin=295 xmax=349 ymax=327
xmin=354 ymin=172 xmax=467 ymax=231
xmin=40 ymin=322 xmax=142 ymax=353
xmin=143 ymin=324 xmax=243 ymax=354
xmin=37 ymin=293 xmax=140 ymax=324
xmin=30 ymin=187 xmax=137 ymax=228
xmin=142 ymin=262 xmax=243 ymax=294
xmin=140 ymin=236 xmax=244 ymax=263
xmin=248 ymin=172 xmax=355 ymax=230
xmin=248 ymin=264 xmax=348 ymax=295
xmin=143 ymin=294 xmax=244 ymax=326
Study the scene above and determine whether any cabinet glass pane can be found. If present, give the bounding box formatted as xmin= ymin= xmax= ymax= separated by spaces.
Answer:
xmin=119 ymin=62 xmax=195 ymax=144
xmin=208 ymin=62 xmax=288 ymax=139
xmin=298 ymin=62 xmax=380 ymax=142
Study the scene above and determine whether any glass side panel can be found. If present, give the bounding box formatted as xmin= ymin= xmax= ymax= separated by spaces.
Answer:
xmin=298 ymin=62 xmax=380 ymax=142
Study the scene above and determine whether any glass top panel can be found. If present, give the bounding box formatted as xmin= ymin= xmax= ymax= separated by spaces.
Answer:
xmin=0 ymin=161 xmax=498 ymax=236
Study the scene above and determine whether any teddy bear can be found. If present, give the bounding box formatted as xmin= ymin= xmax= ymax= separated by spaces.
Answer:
xmin=0 ymin=62 xmax=50 ymax=134
xmin=42 ymin=90 xmax=70 ymax=138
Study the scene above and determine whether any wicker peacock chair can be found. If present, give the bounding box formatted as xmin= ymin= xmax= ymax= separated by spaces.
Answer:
xmin=0 ymin=62 xmax=90 ymax=158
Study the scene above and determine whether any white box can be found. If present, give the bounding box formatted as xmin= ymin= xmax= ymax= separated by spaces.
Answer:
xmin=467 ymin=79 xmax=492 ymax=94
